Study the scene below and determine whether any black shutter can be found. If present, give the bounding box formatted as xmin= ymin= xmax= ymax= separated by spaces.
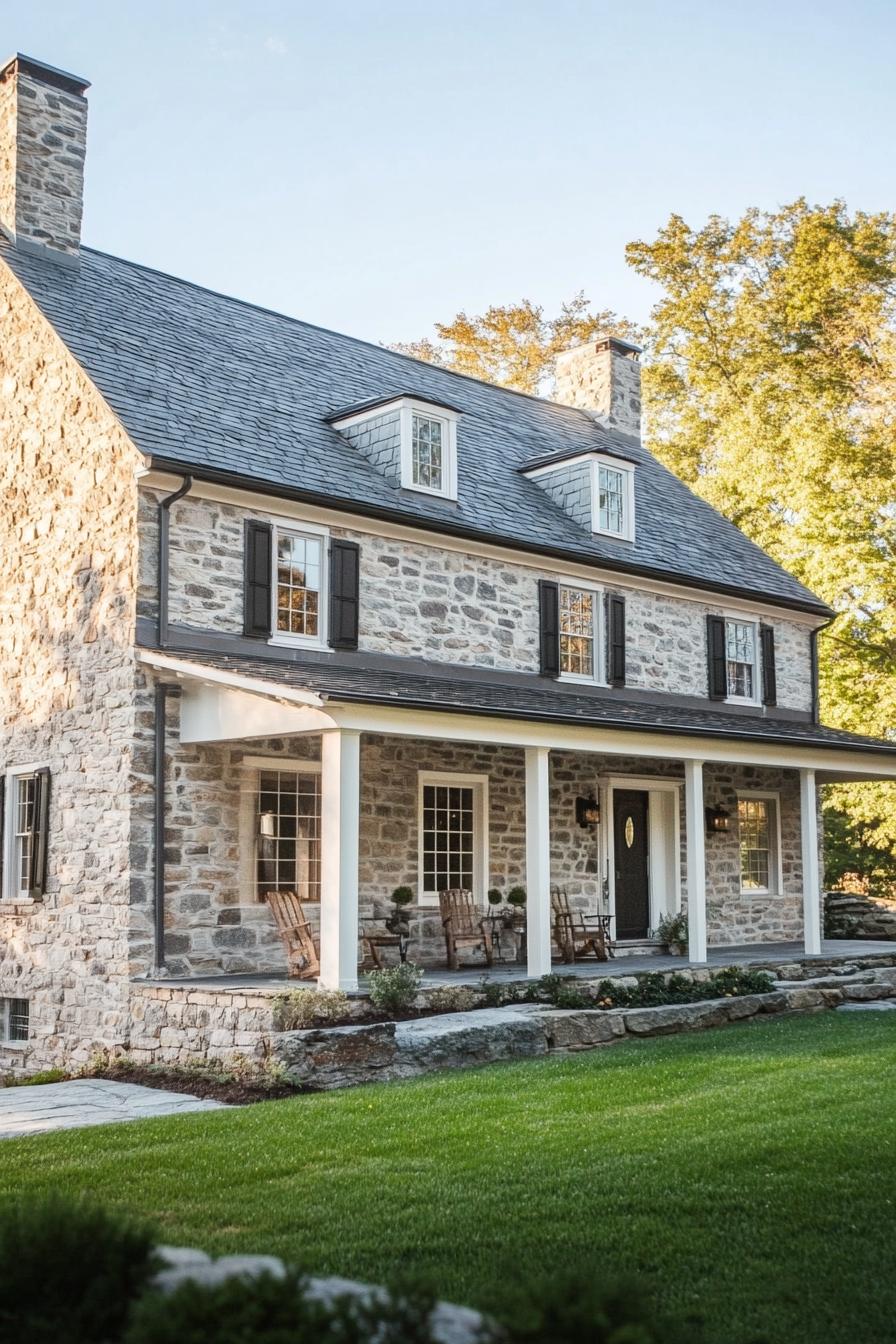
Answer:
xmin=760 ymin=624 xmax=777 ymax=706
xmin=329 ymin=540 xmax=360 ymax=650
xmin=706 ymin=615 xmax=727 ymax=700
xmin=538 ymin=580 xmax=560 ymax=677
xmin=607 ymin=594 xmax=626 ymax=687
xmin=28 ymin=767 xmax=50 ymax=899
xmin=243 ymin=521 xmax=273 ymax=638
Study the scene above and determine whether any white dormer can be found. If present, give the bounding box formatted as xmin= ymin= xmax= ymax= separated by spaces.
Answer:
xmin=522 ymin=450 xmax=635 ymax=542
xmin=329 ymin=395 xmax=460 ymax=501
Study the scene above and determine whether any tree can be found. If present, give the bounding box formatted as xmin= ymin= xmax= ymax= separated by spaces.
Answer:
xmin=627 ymin=200 xmax=896 ymax=850
xmin=394 ymin=294 xmax=641 ymax=396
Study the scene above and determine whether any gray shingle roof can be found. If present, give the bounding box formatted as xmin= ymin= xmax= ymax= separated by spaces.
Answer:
xmin=3 ymin=238 xmax=829 ymax=615
xmin=143 ymin=644 xmax=896 ymax=758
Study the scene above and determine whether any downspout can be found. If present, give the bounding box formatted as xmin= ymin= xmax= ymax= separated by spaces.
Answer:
xmin=810 ymin=616 xmax=835 ymax=725
xmin=153 ymin=681 xmax=179 ymax=974
xmin=157 ymin=475 xmax=193 ymax=648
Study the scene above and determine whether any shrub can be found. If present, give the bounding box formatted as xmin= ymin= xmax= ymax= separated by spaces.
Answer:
xmin=0 ymin=1194 xmax=157 ymax=1344
xmin=368 ymin=961 xmax=424 ymax=1015
xmin=487 ymin=887 xmax=504 ymax=905
xmin=125 ymin=1273 xmax=438 ymax=1344
xmin=427 ymin=985 xmax=480 ymax=1014
xmin=478 ymin=977 xmax=504 ymax=1007
xmin=593 ymin=966 xmax=774 ymax=1010
xmin=506 ymin=885 xmax=527 ymax=908
xmin=391 ymin=885 xmax=414 ymax=906
xmin=655 ymin=911 xmax=688 ymax=946
xmin=495 ymin=1270 xmax=683 ymax=1344
xmin=272 ymin=988 xmax=351 ymax=1031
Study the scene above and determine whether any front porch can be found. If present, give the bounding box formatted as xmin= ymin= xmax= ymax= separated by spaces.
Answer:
xmin=138 ymin=648 xmax=896 ymax=993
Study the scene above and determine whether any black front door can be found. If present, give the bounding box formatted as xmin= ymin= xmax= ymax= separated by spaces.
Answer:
xmin=613 ymin=790 xmax=650 ymax=940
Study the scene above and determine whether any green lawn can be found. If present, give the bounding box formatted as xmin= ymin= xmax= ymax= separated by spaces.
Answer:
xmin=2 ymin=1013 xmax=895 ymax=1344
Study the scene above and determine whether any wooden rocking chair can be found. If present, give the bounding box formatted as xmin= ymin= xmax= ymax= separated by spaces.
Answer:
xmin=265 ymin=890 xmax=320 ymax=979
xmin=551 ymin=887 xmax=613 ymax=964
xmin=439 ymin=888 xmax=494 ymax=970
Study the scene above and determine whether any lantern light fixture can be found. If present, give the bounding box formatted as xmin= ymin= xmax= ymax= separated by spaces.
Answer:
xmin=705 ymin=805 xmax=731 ymax=836
xmin=575 ymin=795 xmax=601 ymax=828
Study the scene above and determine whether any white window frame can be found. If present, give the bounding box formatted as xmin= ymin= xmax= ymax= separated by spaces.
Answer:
xmin=592 ymin=456 xmax=635 ymax=542
xmin=247 ymin=757 xmax=323 ymax=903
xmin=399 ymin=399 xmax=459 ymax=500
xmin=736 ymin=790 xmax=783 ymax=896
xmin=557 ymin=579 xmax=606 ymax=686
xmin=0 ymin=996 xmax=29 ymax=1047
xmin=268 ymin=516 xmax=329 ymax=650
xmin=417 ymin=771 xmax=489 ymax=907
xmin=2 ymin=763 xmax=47 ymax=902
xmin=724 ymin=615 xmax=760 ymax=706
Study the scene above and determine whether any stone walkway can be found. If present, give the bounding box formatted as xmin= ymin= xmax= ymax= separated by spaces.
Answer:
xmin=0 ymin=1079 xmax=226 ymax=1139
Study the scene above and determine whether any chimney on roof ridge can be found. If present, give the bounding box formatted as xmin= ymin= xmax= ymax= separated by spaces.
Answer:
xmin=0 ymin=53 xmax=90 ymax=264
xmin=554 ymin=334 xmax=643 ymax=440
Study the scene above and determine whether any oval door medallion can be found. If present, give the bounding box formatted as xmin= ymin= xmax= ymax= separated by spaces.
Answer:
xmin=624 ymin=815 xmax=635 ymax=848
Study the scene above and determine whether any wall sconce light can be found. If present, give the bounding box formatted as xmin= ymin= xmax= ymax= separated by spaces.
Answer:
xmin=576 ymin=795 xmax=601 ymax=828
xmin=705 ymin=806 xmax=731 ymax=836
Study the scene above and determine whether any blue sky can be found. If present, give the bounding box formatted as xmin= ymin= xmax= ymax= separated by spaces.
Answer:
xmin=5 ymin=1 xmax=895 ymax=344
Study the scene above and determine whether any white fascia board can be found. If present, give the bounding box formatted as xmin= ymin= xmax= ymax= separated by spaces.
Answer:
xmin=136 ymin=649 xmax=325 ymax=709
xmin=137 ymin=471 xmax=828 ymax=628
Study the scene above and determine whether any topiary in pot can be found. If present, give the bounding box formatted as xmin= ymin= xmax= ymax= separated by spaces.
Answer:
xmin=487 ymin=888 xmax=504 ymax=906
xmin=506 ymin=886 xmax=527 ymax=928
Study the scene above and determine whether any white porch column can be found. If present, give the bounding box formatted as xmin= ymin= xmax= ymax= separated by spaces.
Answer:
xmin=525 ymin=745 xmax=552 ymax=978
xmin=684 ymin=759 xmax=707 ymax=964
xmin=800 ymin=767 xmax=822 ymax=956
xmin=319 ymin=728 xmax=361 ymax=992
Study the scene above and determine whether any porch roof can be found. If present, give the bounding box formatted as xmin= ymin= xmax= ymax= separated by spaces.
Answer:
xmin=139 ymin=643 xmax=896 ymax=762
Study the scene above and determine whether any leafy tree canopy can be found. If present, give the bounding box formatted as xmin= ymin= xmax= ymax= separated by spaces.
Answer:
xmin=627 ymin=200 xmax=896 ymax=841
xmin=394 ymin=294 xmax=641 ymax=396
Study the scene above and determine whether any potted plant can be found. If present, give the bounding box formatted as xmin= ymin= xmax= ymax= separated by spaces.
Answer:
xmin=386 ymin=885 xmax=414 ymax=936
xmin=655 ymin=911 xmax=688 ymax=956
xmin=487 ymin=888 xmax=504 ymax=908
xmin=506 ymin=885 xmax=527 ymax=929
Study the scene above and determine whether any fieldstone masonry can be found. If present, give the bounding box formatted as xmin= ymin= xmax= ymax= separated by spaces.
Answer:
xmin=0 ymin=57 xmax=88 ymax=259
xmin=554 ymin=338 xmax=642 ymax=437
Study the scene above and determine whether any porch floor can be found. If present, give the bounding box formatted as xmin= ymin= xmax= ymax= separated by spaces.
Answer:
xmin=144 ymin=939 xmax=896 ymax=994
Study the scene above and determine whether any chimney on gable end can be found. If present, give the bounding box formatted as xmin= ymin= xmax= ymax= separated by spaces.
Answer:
xmin=554 ymin=335 xmax=643 ymax=440
xmin=0 ymin=54 xmax=90 ymax=264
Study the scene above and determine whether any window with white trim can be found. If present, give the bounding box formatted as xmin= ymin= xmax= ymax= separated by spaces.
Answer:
xmin=399 ymin=400 xmax=458 ymax=499
xmin=3 ymin=769 xmax=38 ymax=901
xmin=256 ymin=767 xmax=321 ymax=900
xmin=737 ymin=795 xmax=780 ymax=893
xmin=273 ymin=525 xmax=326 ymax=646
xmin=726 ymin=620 xmax=758 ymax=701
xmin=418 ymin=773 xmax=488 ymax=905
xmin=411 ymin=413 xmax=445 ymax=491
xmin=559 ymin=584 xmax=602 ymax=682
xmin=592 ymin=455 xmax=635 ymax=541
xmin=0 ymin=997 xmax=29 ymax=1044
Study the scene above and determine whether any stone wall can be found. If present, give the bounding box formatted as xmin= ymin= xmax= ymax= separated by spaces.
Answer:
xmin=138 ymin=488 xmax=814 ymax=709
xmin=554 ymin=340 xmax=641 ymax=437
xmin=0 ymin=259 xmax=141 ymax=1071
xmin=0 ymin=62 xmax=88 ymax=258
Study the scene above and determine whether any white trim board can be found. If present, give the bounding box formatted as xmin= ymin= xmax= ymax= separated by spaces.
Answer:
xmin=137 ymin=469 xmax=828 ymax=628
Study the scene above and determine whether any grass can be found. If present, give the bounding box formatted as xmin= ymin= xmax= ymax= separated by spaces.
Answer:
xmin=1 ymin=1013 xmax=894 ymax=1344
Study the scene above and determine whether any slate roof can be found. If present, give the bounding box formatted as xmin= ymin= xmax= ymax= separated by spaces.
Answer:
xmin=143 ymin=644 xmax=896 ymax=758
xmin=3 ymin=237 xmax=829 ymax=615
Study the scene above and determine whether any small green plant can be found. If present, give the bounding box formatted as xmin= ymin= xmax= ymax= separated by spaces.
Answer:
xmin=655 ymin=911 xmax=688 ymax=948
xmin=0 ymin=1194 xmax=157 ymax=1344
xmin=506 ymin=885 xmax=527 ymax=908
xmin=487 ymin=887 xmax=504 ymax=905
xmin=2 ymin=1066 xmax=68 ymax=1087
xmin=427 ymin=985 xmax=479 ymax=1014
xmin=272 ymin=988 xmax=351 ymax=1031
xmin=368 ymin=961 xmax=424 ymax=1015
xmin=391 ymin=885 xmax=414 ymax=906
xmin=478 ymin=977 xmax=504 ymax=1007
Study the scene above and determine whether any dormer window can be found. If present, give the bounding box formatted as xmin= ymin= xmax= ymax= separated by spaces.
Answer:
xmin=520 ymin=449 xmax=635 ymax=541
xmin=328 ymin=395 xmax=459 ymax=501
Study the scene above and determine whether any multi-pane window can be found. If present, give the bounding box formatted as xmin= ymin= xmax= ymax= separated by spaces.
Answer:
xmin=421 ymin=783 xmax=475 ymax=898
xmin=598 ymin=464 xmax=626 ymax=535
xmin=738 ymin=797 xmax=777 ymax=892
xmin=0 ymin=998 xmax=29 ymax=1043
xmin=12 ymin=775 xmax=36 ymax=898
xmin=559 ymin=586 xmax=598 ymax=679
xmin=726 ymin=620 xmax=757 ymax=700
xmin=275 ymin=531 xmax=322 ymax=639
xmin=256 ymin=769 xmax=321 ymax=900
xmin=411 ymin=413 xmax=444 ymax=492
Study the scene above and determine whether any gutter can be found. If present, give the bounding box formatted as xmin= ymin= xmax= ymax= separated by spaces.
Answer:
xmin=146 ymin=455 xmax=834 ymax=623
xmin=810 ymin=615 xmax=836 ymax=726
xmin=156 ymin=474 xmax=193 ymax=648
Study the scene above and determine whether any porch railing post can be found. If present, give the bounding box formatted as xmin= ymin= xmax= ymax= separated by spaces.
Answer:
xmin=525 ymin=745 xmax=552 ymax=978
xmin=319 ymin=728 xmax=361 ymax=992
xmin=684 ymin=759 xmax=707 ymax=964
xmin=800 ymin=767 xmax=822 ymax=956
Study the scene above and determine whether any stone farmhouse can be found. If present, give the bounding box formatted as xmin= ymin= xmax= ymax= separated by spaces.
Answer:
xmin=2 ymin=54 xmax=896 ymax=1071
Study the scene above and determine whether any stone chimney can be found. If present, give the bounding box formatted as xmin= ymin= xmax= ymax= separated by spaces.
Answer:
xmin=0 ymin=53 xmax=90 ymax=263
xmin=554 ymin=335 xmax=643 ymax=439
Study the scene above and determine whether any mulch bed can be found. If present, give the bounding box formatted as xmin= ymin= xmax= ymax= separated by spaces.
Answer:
xmin=90 ymin=1064 xmax=303 ymax=1105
